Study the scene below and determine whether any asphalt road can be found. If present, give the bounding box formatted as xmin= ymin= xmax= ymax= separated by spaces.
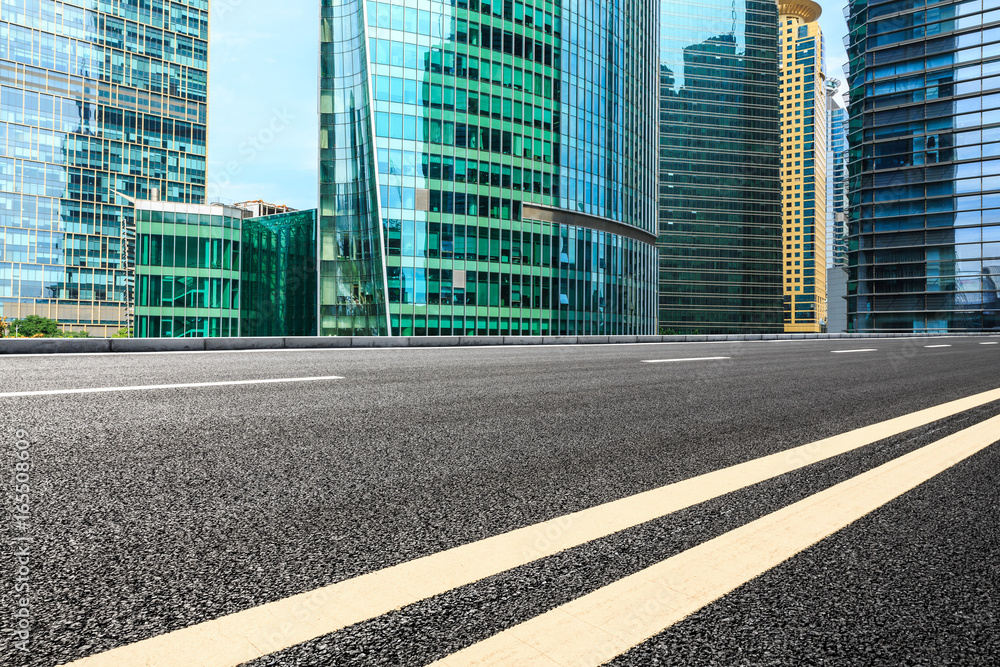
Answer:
xmin=2 ymin=336 xmax=999 ymax=666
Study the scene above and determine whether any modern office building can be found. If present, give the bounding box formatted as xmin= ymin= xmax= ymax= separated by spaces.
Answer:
xmin=657 ymin=0 xmax=784 ymax=334
xmin=318 ymin=0 xmax=660 ymax=337
xmin=0 ymin=0 xmax=209 ymax=336
xmin=778 ymin=0 xmax=827 ymax=332
xmin=846 ymin=0 xmax=1000 ymax=332
xmin=827 ymin=78 xmax=849 ymax=332
xmin=134 ymin=199 xmax=318 ymax=338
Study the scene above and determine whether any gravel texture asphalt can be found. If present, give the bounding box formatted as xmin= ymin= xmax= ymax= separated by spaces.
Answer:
xmin=1 ymin=336 xmax=998 ymax=666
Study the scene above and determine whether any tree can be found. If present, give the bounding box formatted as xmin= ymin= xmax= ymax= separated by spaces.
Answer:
xmin=9 ymin=315 xmax=60 ymax=337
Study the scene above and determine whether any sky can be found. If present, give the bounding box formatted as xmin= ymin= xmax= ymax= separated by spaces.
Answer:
xmin=207 ymin=0 xmax=319 ymax=210
xmin=818 ymin=1 xmax=851 ymax=95
xmin=207 ymin=1 xmax=850 ymax=210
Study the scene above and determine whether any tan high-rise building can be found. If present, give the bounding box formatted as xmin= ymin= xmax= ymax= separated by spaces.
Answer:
xmin=778 ymin=1 xmax=827 ymax=332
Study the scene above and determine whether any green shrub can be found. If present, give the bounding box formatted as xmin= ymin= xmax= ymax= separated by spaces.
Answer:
xmin=8 ymin=315 xmax=60 ymax=337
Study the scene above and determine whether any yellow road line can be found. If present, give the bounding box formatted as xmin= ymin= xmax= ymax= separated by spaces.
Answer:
xmin=62 ymin=387 xmax=1000 ymax=667
xmin=433 ymin=413 xmax=1000 ymax=666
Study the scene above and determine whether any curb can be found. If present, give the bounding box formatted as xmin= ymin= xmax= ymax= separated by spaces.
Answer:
xmin=0 ymin=332 xmax=994 ymax=355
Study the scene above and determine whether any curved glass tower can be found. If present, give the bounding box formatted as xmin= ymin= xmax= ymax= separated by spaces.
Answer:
xmin=319 ymin=0 xmax=659 ymax=336
xmin=846 ymin=0 xmax=1000 ymax=332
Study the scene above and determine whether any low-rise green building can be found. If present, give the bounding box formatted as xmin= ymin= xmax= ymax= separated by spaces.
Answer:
xmin=134 ymin=201 xmax=317 ymax=337
xmin=135 ymin=202 xmax=247 ymax=338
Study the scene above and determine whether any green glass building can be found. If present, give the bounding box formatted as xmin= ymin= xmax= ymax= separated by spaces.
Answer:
xmin=241 ymin=209 xmax=318 ymax=337
xmin=135 ymin=201 xmax=319 ymax=338
xmin=135 ymin=201 xmax=246 ymax=338
xmin=319 ymin=0 xmax=659 ymax=337
xmin=657 ymin=0 xmax=784 ymax=333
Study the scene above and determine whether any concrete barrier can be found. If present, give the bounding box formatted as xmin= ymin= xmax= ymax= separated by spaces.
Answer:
xmin=459 ymin=336 xmax=505 ymax=346
xmin=352 ymin=336 xmax=410 ymax=347
xmin=0 ymin=338 xmax=111 ymax=354
xmin=409 ymin=336 xmax=460 ymax=347
xmin=205 ymin=337 xmax=284 ymax=351
xmin=284 ymin=336 xmax=355 ymax=348
xmin=502 ymin=336 xmax=544 ymax=345
xmin=1 ymin=331 xmax=994 ymax=354
xmin=577 ymin=336 xmax=611 ymax=344
xmin=110 ymin=337 xmax=206 ymax=352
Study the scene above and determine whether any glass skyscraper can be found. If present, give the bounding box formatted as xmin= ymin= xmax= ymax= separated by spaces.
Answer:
xmin=657 ymin=0 xmax=783 ymax=334
xmin=319 ymin=0 xmax=659 ymax=337
xmin=0 ymin=0 xmax=209 ymax=336
xmin=846 ymin=0 xmax=1000 ymax=332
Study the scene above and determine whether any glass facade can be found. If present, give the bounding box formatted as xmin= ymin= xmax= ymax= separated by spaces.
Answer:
xmin=135 ymin=202 xmax=246 ymax=338
xmin=657 ymin=0 xmax=783 ymax=334
xmin=0 ymin=0 xmax=209 ymax=336
xmin=847 ymin=0 xmax=1000 ymax=332
xmin=241 ymin=208 xmax=318 ymax=337
xmin=319 ymin=0 xmax=659 ymax=337
xmin=778 ymin=1 xmax=826 ymax=332
xmin=827 ymin=79 xmax=848 ymax=269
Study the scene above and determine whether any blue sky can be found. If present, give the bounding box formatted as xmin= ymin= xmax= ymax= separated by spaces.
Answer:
xmin=207 ymin=2 xmax=849 ymax=210
xmin=818 ymin=2 xmax=851 ymax=94
xmin=207 ymin=0 xmax=319 ymax=210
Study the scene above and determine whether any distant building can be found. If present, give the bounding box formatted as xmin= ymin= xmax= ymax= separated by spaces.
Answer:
xmin=826 ymin=80 xmax=849 ymax=270
xmin=779 ymin=0 xmax=827 ymax=333
xmin=657 ymin=0 xmax=783 ymax=334
xmin=234 ymin=200 xmax=297 ymax=218
xmin=846 ymin=0 xmax=1000 ymax=332
xmin=826 ymin=78 xmax=849 ymax=333
xmin=133 ymin=200 xmax=316 ymax=337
